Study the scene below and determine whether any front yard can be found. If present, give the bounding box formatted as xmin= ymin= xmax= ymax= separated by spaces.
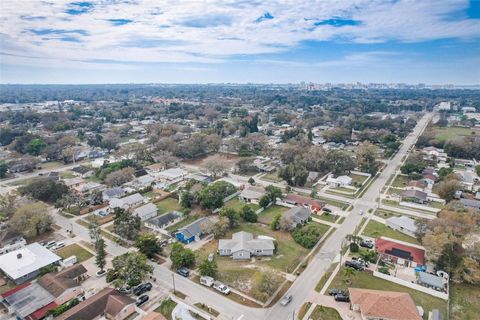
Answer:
xmin=56 ymin=244 xmax=93 ymax=262
xmin=328 ymin=268 xmax=447 ymax=318
xmin=257 ymin=205 xmax=288 ymax=224
xmin=310 ymin=305 xmax=342 ymax=320
xmin=362 ymin=220 xmax=420 ymax=245
xmin=350 ymin=173 xmax=368 ymax=186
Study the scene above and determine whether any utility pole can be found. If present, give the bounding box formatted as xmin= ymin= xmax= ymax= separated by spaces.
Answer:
xmin=172 ymin=274 xmax=176 ymax=293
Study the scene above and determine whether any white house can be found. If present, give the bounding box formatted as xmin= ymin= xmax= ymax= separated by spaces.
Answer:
xmin=0 ymin=228 xmax=26 ymax=255
xmin=239 ymin=186 xmax=266 ymax=204
xmin=109 ymin=193 xmax=145 ymax=210
xmin=218 ymin=231 xmax=275 ymax=260
xmin=326 ymin=175 xmax=353 ymax=187
xmin=132 ymin=203 xmax=158 ymax=221
xmin=385 ymin=216 xmax=418 ymax=238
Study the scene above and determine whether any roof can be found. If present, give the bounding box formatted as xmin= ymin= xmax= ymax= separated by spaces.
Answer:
xmin=239 ymin=186 xmax=265 ymax=200
xmin=417 ymin=272 xmax=445 ymax=289
xmin=283 ymin=193 xmax=324 ymax=209
xmin=3 ymin=282 xmax=55 ymax=318
xmin=284 ymin=206 xmax=311 ymax=224
xmin=218 ymin=231 xmax=275 ymax=253
xmin=0 ymin=243 xmax=61 ymax=280
xmin=148 ymin=211 xmax=182 ymax=226
xmin=38 ymin=264 xmax=87 ymax=296
xmin=25 ymin=301 xmax=58 ymax=320
xmin=386 ymin=216 xmax=417 ymax=233
xmin=103 ymin=187 xmax=125 ymax=198
xmin=422 ymin=173 xmax=437 ymax=182
xmin=0 ymin=282 xmax=31 ymax=299
xmin=57 ymin=288 xmax=135 ymax=320
xmin=158 ymin=168 xmax=186 ymax=179
xmin=177 ymin=217 xmax=209 ymax=239
xmin=349 ymin=288 xmax=421 ymax=320
xmin=0 ymin=227 xmax=23 ymax=245
xmin=110 ymin=193 xmax=144 ymax=207
xmin=408 ymin=180 xmax=427 ymax=189
xmin=133 ymin=203 xmax=158 ymax=217
xmin=402 ymin=189 xmax=427 ymax=201
xmin=460 ymin=198 xmax=480 ymax=209
xmin=375 ymin=237 xmax=425 ymax=265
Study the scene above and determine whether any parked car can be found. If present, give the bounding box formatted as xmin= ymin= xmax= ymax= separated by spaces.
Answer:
xmin=95 ymin=269 xmax=106 ymax=277
xmin=280 ymin=294 xmax=292 ymax=306
xmin=45 ymin=241 xmax=56 ymax=249
xmin=334 ymin=293 xmax=350 ymax=302
xmin=328 ymin=288 xmax=345 ymax=296
xmin=352 ymin=257 xmax=369 ymax=267
xmin=136 ymin=294 xmax=149 ymax=307
xmin=345 ymin=260 xmax=364 ymax=271
xmin=323 ymin=208 xmax=332 ymax=213
xmin=360 ymin=239 xmax=374 ymax=249
xmin=54 ymin=242 xmax=65 ymax=250
xmin=200 ymin=276 xmax=214 ymax=287
xmin=133 ymin=282 xmax=152 ymax=296
xmin=117 ymin=286 xmax=132 ymax=294
xmin=176 ymin=267 xmax=190 ymax=277
xmin=213 ymin=281 xmax=230 ymax=295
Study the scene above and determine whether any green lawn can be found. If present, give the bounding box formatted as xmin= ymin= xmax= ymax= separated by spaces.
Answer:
xmin=374 ymin=209 xmax=402 ymax=219
xmin=155 ymin=298 xmax=177 ymax=320
xmin=156 ymin=197 xmax=182 ymax=214
xmin=315 ymin=262 xmax=339 ymax=292
xmin=351 ymin=173 xmax=368 ymax=185
xmin=391 ymin=174 xmax=410 ymax=188
xmin=314 ymin=212 xmax=339 ymax=224
xmin=262 ymin=171 xmax=283 ymax=183
xmin=56 ymin=244 xmax=93 ymax=262
xmin=316 ymin=196 xmax=350 ymax=210
xmin=432 ymin=126 xmax=480 ymax=142
xmin=328 ymin=268 xmax=447 ymax=318
xmin=224 ymin=198 xmax=260 ymax=212
xmin=257 ymin=205 xmax=288 ymax=224
xmin=450 ymin=283 xmax=480 ymax=320
xmin=165 ymin=214 xmax=200 ymax=232
xmin=310 ymin=305 xmax=342 ymax=320
xmin=60 ymin=171 xmax=76 ymax=179
xmin=362 ymin=220 xmax=420 ymax=244
xmin=6 ymin=177 xmax=42 ymax=187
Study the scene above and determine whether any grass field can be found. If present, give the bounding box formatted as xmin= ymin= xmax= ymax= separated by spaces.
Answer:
xmin=261 ymin=171 xmax=283 ymax=183
xmin=60 ymin=171 xmax=76 ymax=179
xmin=362 ymin=220 xmax=420 ymax=244
xmin=316 ymin=196 xmax=350 ymax=210
xmin=224 ymin=198 xmax=260 ymax=212
xmin=315 ymin=262 xmax=339 ymax=292
xmin=156 ymin=197 xmax=182 ymax=214
xmin=314 ymin=212 xmax=339 ymax=223
xmin=56 ymin=244 xmax=93 ymax=262
xmin=432 ymin=126 xmax=480 ymax=142
xmin=328 ymin=268 xmax=447 ymax=318
xmin=450 ymin=283 xmax=480 ymax=320
xmin=257 ymin=205 xmax=288 ymax=224
xmin=391 ymin=174 xmax=410 ymax=188
xmin=155 ymin=298 xmax=177 ymax=320
xmin=374 ymin=209 xmax=402 ymax=219
xmin=165 ymin=214 xmax=200 ymax=232
xmin=310 ymin=305 xmax=342 ymax=320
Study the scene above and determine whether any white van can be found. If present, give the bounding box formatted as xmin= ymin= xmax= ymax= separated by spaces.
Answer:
xmin=200 ymin=276 xmax=214 ymax=287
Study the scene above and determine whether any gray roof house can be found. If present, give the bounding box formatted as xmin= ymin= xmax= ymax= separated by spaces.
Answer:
xmin=402 ymin=190 xmax=428 ymax=203
xmin=283 ymin=206 xmax=311 ymax=227
xmin=102 ymin=187 xmax=125 ymax=201
xmin=218 ymin=231 xmax=275 ymax=260
xmin=239 ymin=186 xmax=266 ymax=205
xmin=175 ymin=217 xmax=212 ymax=243
xmin=145 ymin=211 xmax=183 ymax=232
xmin=385 ymin=216 xmax=418 ymax=238
xmin=460 ymin=198 xmax=480 ymax=210
xmin=132 ymin=203 xmax=158 ymax=221
xmin=109 ymin=193 xmax=145 ymax=210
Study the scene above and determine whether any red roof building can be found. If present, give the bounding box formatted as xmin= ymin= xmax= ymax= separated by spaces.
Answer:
xmin=375 ymin=237 xmax=425 ymax=266
xmin=283 ymin=194 xmax=325 ymax=211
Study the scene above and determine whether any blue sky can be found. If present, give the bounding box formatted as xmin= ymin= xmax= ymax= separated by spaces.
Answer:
xmin=0 ymin=0 xmax=479 ymax=84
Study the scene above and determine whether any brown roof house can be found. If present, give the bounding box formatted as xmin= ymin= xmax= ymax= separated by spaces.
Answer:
xmin=57 ymin=287 xmax=136 ymax=320
xmin=401 ymin=190 xmax=427 ymax=204
xmin=349 ymin=288 xmax=422 ymax=320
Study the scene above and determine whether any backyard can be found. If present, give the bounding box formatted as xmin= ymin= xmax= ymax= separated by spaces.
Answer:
xmin=56 ymin=244 xmax=93 ymax=263
xmin=223 ymin=198 xmax=260 ymax=212
xmin=328 ymin=268 xmax=447 ymax=318
xmin=156 ymin=197 xmax=182 ymax=214
xmin=257 ymin=205 xmax=288 ymax=224
xmin=362 ymin=220 xmax=420 ymax=245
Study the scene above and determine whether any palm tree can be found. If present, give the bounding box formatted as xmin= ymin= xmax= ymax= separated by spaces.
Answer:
xmin=342 ymin=267 xmax=357 ymax=285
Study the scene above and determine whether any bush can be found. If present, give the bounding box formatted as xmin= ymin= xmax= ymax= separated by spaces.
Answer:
xmin=292 ymin=225 xmax=322 ymax=249
xmin=379 ymin=266 xmax=390 ymax=275
xmin=106 ymin=269 xmax=118 ymax=283
xmin=46 ymin=298 xmax=79 ymax=317
xmin=350 ymin=242 xmax=359 ymax=253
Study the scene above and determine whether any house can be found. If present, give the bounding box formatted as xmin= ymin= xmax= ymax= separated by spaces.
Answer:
xmin=326 ymin=175 xmax=352 ymax=187
xmin=0 ymin=264 xmax=87 ymax=320
xmin=307 ymin=171 xmax=320 ymax=183
xmin=283 ymin=206 xmax=311 ymax=227
xmin=109 ymin=193 xmax=145 ymax=210
xmin=375 ymin=237 xmax=425 ymax=267
xmin=63 ymin=177 xmax=85 ymax=188
xmin=0 ymin=243 xmax=62 ymax=284
xmin=283 ymin=193 xmax=325 ymax=212
xmin=401 ymin=190 xmax=427 ymax=204
xmin=239 ymin=186 xmax=266 ymax=204
xmin=102 ymin=187 xmax=126 ymax=201
xmin=157 ymin=168 xmax=187 ymax=183
xmin=0 ymin=228 xmax=26 ymax=255
xmin=145 ymin=163 xmax=165 ymax=173
xmin=349 ymin=288 xmax=422 ymax=320
xmin=132 ymin=203 xmax=158 ymax=221
xmin=129 ymin=174 xmax=155 ymax=189
xmin=422 ymin=147 xmax=445 ymax=158
xmin=460 ymin=198 xmax=480 ymax=210
xmin=422 ymin=173 xmax=437 ymax=186
xmin=71 ymin=165 xmax=93 ymax=177
xmin=385 ymin=216 xmax=418 ymax=238
xmin=57 ymin=287 xmax=136 ymax=320
xmin=456 ymin=170 xmax=478 ymax=191
xmin=406 ymin=180 xmax=427 ymax=192
xmin=145 ymin=211 xmax=183 ymax=231
xmin=175 ymin=217 xmax=211 ymax=243
xmin=218 ymin=231 xmax=275 ymax=260
xmin=72 ymin=181 xmax=103 ymax=194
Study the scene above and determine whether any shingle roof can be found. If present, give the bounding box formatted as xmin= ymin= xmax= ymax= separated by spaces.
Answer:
xmin=402 ymin=190 xmax=427 ymax=201
xmin=148 ymin=211 xmax=182 ymax=227
xmin=37 ymin=264 xmax=87 ymax=296
xmin=284 ymin=206 xmax=311 ymax=224
xmin=177 ymin=217 xmax=209 ymax=239
xmin=218 ymin=231 xmax=274 ymax=253
xmin=349 ymin=288 xmax=421 ymax=320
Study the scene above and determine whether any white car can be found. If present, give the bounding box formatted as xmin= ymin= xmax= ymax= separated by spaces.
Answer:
xmin=213 ymin=281 xmax=230 ymax=295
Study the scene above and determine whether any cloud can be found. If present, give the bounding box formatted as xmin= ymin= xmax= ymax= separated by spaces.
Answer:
xmin=107 ymin=19 xmax=133 ymax=26
xmin=255 ymin=12 xmax=274 ymax=23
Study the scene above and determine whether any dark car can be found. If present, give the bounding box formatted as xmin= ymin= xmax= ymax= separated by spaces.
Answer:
xmin=328 ymin=288 xmax=344 ymax=296
xmin=177 ymin=267 xmax=190 ymax=277
xmin=345 ymin=260 xmax=364 ymax=271
xmin=323 ymin=208 xmax=332 ymax=213
xmin=133 ymin=282 xmax=152 ymax=296
xmin=334 ymin=293 xmax=350 ymax=302
xmin=136 ymin=294 xmax=149 ymax=307
xmin=360 ymin=239 xmax=374 ymax=249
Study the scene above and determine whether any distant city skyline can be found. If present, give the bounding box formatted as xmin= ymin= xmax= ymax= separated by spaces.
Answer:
xmin=1 ymin=0 xmax=479 ymax=84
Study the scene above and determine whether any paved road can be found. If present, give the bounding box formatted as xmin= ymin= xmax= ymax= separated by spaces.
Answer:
xmin=46 ymin=112 xmax=432 ymax=320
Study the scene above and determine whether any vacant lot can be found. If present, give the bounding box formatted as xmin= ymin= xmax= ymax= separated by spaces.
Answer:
xmin=224 ymin=198 xmax=259 ymax=212
xmin=374 ymin=209 xmax=402 ymax=219
xmin=351 ymin=173 xmax=368 ymax=185
xmin=315 ymin=212 xmax=339 ymax=223
xmin=432 ymin=126 xmax=480 ymax=142
xmin=328 ymin=268 xmax=447 ymax=318
xmin=257 ymin=205 xmax=288 ymax=224
xmin=262 ymin=171 xmax=283 ymax=183
xmin=450 ymin=283 xmax=480 ymax=320
xmin=391 ymin=174 xmax=410 ymax=188
xmin=362 ymin=220 xmax=420 ymax=244
xmin=156 ymin=197 xmax=182 ymax=214
xmin=56 ymin=244 xmax=93 ymax=262
xmin=155 ymin=298 xmax=177 ymax=320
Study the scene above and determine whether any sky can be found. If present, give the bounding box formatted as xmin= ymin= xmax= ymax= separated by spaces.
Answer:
xmin=0 ymin=0 xmax=479 ymax=84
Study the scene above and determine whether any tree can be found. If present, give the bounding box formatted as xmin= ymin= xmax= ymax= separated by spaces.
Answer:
xmin=279 ymin=215 xmax=295 ymax=232
xmin=170 ymin=243 xmax=195 ymax=269
xmin=437 ymin=180 xmax=461 ymax=202
xmin=135 ymin=233 xmax=161 ymax=258
xmin=105 ymin=167 xmax=134 ymax=187
xmin=259 ymin=195 xmax=270 ymax=209
xmin=26 ymin=138 xmax=47 ymax=156
xmin=203 ymin=158 xmax=228 ymax=179
xmin=279 ymin=163 xmax=309 ymax=186
xmin=265 ymin=185 xmax=282 ymax=204
xmin=112 ymin=252 xmax=153 ymax=287
xmin=198 ymin=258 xmax=218 ymax=277
xmin=342 ymin=266 xmax=357 ymax=284
xmin=19 ymin=179 xmax=68 ymax=203
xmin=220 ymin=207 xmax=240 ymax=228
xmin=270 ymin=213 xmax=281 ymax=230
xmin=210 ymin=217 xmax=230 ymax=239
xmin=326 ymin=150 xmax=355 ymax=175
xmin=88 ymin=217 xmax=101 ymax=245
xmin=254 ymin=272 xmax=280 ymax=301
xmin=9 ymin=203 xmax=53 ymax=237
xmin=310 ymin=186 xmax=318 ymax=198
xmin=356 ymin=142 xmax=380 ymax=174
xmin=476 ymin=165 xmax=480 ymax=177
xmin=112 ymin=207 xmax=141 ymax=241
xmin=322 ymin=128 xmax=349 ymax=143
xmin=0 ymin=193 xmax=18 ymax=219
xmin=95 ymin=238 xmax=106 ymax=272
xmin=180 ymin=191 xmax=192 ymax=209
xmin=0 ymin=161 xmax=7 ymax=178
xmin=241 ymin=205 xmax=257 ymax=223
xmin=248 ymin=177 xmax=255 ymax=185
xmin=292 ymin=225 xmax=322 ymax=248
xmin=198 ymin=181 xmax=236 ymax=210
